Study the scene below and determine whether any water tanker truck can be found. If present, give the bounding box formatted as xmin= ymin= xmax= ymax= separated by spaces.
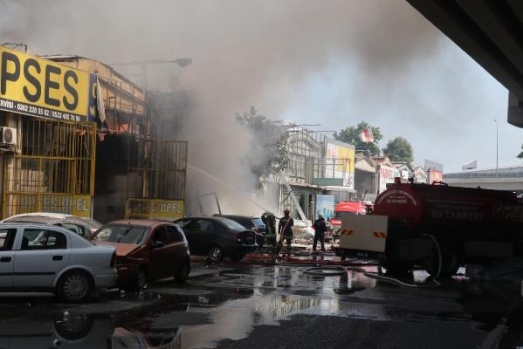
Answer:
xmin=335 ymin=179 xmax=523 ymax=277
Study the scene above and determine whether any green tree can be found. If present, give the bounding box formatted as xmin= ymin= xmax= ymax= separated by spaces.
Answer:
xmin=235 ymin=106 xmax=288 ymax=181
xmin=382 ymin=137 xmax=414 ymax=165
xmin=334 ymin=121 xmax=382 ymax=155
xmin=517 ymin=143 xmax=523 ymax=159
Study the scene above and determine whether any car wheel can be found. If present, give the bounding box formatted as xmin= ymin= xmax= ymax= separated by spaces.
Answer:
xmin=56 ymin=270 xmax=93 ymax=303
xmin=53 ymin=313 xmax=94 ymax=341
xmin=174 ymin=259 xmax=191 ymax=284
xmin=207 ymin=245 xmax=224 ymax=262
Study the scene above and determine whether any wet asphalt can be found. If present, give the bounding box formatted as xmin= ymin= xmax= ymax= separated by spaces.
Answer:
xmin=0 ymin=251 xmax=522 ymax=348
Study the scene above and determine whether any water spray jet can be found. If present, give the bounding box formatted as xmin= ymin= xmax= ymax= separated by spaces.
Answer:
xmin=188 ymin=164 xmax=272 ymax=214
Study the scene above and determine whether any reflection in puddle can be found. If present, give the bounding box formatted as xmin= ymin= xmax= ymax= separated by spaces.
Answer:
xmin=177 ymin=266 xmax=353 ymax=348
xmin=0 ymin=312 xmax=182 ymax=349
xmin=180 ymin=291 xmax=323 ymax=348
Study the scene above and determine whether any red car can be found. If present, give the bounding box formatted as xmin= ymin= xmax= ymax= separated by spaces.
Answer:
xmin=91 ymin=219 xmax=190 ymax=290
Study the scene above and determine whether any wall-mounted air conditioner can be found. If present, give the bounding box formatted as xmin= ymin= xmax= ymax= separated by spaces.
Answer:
xmin=0 ymin=127 xmax=17 ymax=145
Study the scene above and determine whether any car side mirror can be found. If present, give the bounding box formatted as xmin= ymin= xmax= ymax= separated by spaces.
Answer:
xmin=152 ymin=240 xmax=165 ymax=248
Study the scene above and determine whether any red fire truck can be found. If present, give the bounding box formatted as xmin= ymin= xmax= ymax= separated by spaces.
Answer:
xmin=335 ymin=179 xmax=523 ymax=277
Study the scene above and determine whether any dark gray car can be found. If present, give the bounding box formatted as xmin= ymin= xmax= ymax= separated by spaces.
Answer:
xmin=174 ymin=216 xmax=257 ymax=262
xmin=213 ymin=214 xmax=267 ymax=247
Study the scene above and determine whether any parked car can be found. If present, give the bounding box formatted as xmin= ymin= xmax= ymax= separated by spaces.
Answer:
xmin=291 ymin=219 xmax=314 ymax=244
xmin=0 ymin=222 xmax=117 ymax=302
xmin=213 ymin=214 xmax=267 ymax=247
xmin=173 ymin=216 xmax=257 ymax=262
xmin=2 ymin=212 xmax=103 ymax=239
xmin=292 ymin=219 xmax=334 ymax=244
xmin=90 ymin=219 xmax=191 ymax=290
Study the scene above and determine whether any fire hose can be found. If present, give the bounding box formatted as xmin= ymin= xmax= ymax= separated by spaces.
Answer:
xmin=303 ymin=234 xmax=443 ymax=288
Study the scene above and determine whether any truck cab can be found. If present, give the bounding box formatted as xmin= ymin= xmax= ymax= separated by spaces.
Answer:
xmin=329 ymin=201 xmax=368 ymax=240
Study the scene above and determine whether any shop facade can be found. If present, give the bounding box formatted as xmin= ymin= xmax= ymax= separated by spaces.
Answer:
xmin=0 ymin=46 xmax=187 ymax=222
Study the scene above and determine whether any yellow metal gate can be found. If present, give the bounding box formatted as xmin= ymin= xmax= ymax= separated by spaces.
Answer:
xmin=2 ymin=117 xmax=96 ymax=218
xmin=125 ymin=139 xmax=188 ymax=220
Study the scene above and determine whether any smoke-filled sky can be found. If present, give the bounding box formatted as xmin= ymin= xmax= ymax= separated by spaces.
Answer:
xmin=0 ymin=0 xmax=519 ymax=211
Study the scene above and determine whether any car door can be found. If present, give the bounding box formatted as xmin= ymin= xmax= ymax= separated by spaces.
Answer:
xmin=178 ymin=219 xmax=212 ymax=256
xmin=147 ymin=225 xmax=174 ymax=280
xmin=166 ymin=224 xmax=189 ymax=267
xmin=13 ymin=228 xmax=71 ymax=288
xmin=0 ymin=228 xmax=17 ymax=288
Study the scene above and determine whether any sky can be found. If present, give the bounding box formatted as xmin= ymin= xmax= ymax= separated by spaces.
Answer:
xmin=0 ymin=0 xmax=520 ymax=211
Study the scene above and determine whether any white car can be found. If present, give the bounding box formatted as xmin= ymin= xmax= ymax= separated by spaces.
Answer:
xmin=291 ymin=219 xmax=314 ymax=244
xmin=0 ymin=223 xmax=117 ymax=302
xmin=2 ymin=212 xmax=103 ymax=239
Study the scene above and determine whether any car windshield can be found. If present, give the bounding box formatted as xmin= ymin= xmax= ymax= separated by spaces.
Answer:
xmin=93 ymin=225 xmax=148 ymax=244
xmin=333 ymin=211 xmax=358 ymax=219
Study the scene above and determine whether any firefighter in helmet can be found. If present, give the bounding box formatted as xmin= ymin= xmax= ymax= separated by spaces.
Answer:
xmin=261 ymin=211 xmax=277 ymax=252
xmin=278 ymin=208 xmax=294 ymax=251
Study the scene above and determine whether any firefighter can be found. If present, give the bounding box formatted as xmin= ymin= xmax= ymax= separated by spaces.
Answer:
xmin=312 ymin=214 xmax=326 ymax=252
xmin=278 ymin=208 xmax=294 ymax=251
xmin=261 ymin=211 xmax=277 ymax=252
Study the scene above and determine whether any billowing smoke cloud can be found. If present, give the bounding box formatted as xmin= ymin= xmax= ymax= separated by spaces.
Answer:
xmin=0 ymin=0 xmax=445 ymax=215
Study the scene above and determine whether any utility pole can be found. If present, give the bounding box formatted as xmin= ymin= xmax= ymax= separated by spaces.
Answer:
xmin=495 ymin=119 xmax=499 ymax=178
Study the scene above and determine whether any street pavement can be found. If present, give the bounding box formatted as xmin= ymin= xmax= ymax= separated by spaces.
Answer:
xmin=0 ymin=250 xmax=522 ymax=348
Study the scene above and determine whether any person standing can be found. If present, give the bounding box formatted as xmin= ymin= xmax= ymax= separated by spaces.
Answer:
xmin=312 ymin=214 xmax=326 ymax=252
xmin=261 ymin=211 xmax=277 ymax=251
xmin=278 ymin=209 xmax=294 ymax=251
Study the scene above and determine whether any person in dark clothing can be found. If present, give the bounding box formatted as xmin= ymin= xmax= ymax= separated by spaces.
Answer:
xmin=312 ymin=214 xmax=327 ymax=252
xmin=278 ymin=209 xmax=294 ymax=250
xmin=261 ymin=211 xmax=277 ymax=251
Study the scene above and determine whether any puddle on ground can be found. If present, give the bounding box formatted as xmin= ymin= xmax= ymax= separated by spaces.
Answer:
xmin=1 ymin=264 xmax=522 ymax=348
xmin=0 ymin=311 xmax=182 ymax=349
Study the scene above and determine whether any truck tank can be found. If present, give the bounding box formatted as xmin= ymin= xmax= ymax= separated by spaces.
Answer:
xmin=373 ymin=181 xmax=523 ymax=236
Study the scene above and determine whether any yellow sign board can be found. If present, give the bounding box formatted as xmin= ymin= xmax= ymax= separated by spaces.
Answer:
xmin=14 ymin=194 xmax=92 ymax=218
xmin=126 ymin=198 xmax=185 ymax=220
xmin=0 ymin=46 xmax=90 ymax=121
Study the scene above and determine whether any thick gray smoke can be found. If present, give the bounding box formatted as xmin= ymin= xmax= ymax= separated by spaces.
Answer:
xmin=0 ymin=0 xmax=445 ymax=215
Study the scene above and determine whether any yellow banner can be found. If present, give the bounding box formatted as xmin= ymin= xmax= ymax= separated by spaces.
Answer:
xmin=337 ymin=146 xmax=355 ymax=173
xmin=13 ymin=194 xmax=92 ymax=218
xmin=0 ymin=46 xmax=90 ymax=121
xmin=126 ymin=198 xmax=185 ymax=220
xmin=40 ymin=194 xmax=92 ymax=217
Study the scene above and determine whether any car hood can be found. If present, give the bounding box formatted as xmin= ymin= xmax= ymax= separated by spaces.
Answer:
xmin=93 ymin=241 xmax=141 ymax=257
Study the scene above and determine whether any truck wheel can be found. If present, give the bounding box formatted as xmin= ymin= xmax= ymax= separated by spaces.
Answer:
xmin=423 ymin=241 xmax=460 ymax=278
xmin=440 ymin=249 xmax=460 ymax=278
xmin=384 ymin=261 xmax=412 ymax=276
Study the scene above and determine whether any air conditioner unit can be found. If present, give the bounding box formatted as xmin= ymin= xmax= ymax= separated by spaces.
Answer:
xmin=0 ymin=127 xmax=17 ymax=145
